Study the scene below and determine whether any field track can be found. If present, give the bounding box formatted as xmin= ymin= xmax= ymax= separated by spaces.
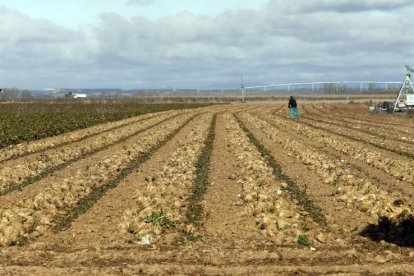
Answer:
xmin=1 ymin=103 xmax=414 ymax=275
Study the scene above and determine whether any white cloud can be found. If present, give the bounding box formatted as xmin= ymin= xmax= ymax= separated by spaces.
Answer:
xmin=304 ymin=0 xmax=413 ymax=12
xmin=126 ymin=0 xmax=157 ymax=6
xmin=265 ymin=0 xmax=413 ymax=13
xmin=1 ymin=1 xmax=414 ymax=89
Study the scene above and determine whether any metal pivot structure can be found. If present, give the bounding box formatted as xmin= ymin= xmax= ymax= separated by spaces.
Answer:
xmin=240 ymin=76 xmax=246 ymax=103
xmin=394 ymin=65 xmax=414 ymax=111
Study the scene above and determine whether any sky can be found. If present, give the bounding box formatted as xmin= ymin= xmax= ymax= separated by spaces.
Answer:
xmin=0 ymin=0 xmax=413 ymax=89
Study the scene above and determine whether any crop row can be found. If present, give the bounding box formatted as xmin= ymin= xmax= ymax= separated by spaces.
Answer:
xmin=258 ymin=110 xmax=414 ymax=185
xmin=234 ymin=114 xmax=326 ymax=226
xmin=0 ymin=113 xmax=193 ymax=246
xmin=224 ymin=113 xmax=327 ymax=245
xmin=120 ymin=114 xmax=213 ymax=243
xmin=0 ymin=102 xmax=211 ymax=148
xmin=243 ymin=113 xmax=414 ymax=227
xmin=0 ymin=113 xmax=178 ymax=194
xmin=302 ymin=107 xmax=414 ymax=143
xmin=269 ymin=106 xmax=414 ymax=158
xmin=0 ymin=110 xmax=175 ymax=164
xmin=299 ymin=115 xmax=414 ymax=158
xmin=305 ymin=104 xmax=414 ymax=131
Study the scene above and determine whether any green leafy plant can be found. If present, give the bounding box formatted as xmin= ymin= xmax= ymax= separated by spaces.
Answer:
xmin=297 ymin=235 xmax=310 ymax=246
xmin=186 ymin=115 xmax=216 ymax=227
xmin=178 ymin=234 xmax=202 ymax=246
xmin=146 ymin=210 xmax=176 ymax=230
xmin=0 ymin=102 xmax=212 ymax=149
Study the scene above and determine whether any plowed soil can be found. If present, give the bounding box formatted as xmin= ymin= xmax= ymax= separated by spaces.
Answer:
xmin=1 ymin=104 xmax=414 ymax=275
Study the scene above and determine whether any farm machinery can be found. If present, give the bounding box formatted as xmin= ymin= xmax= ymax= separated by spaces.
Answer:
xmin=370 ymin=65 xmax=414 ymax=113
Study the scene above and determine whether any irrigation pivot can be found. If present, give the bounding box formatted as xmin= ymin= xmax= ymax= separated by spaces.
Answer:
xmin=240 ymin=76 xmax=246 ymax=103
xmin=393 ymin=65 xmax=414 ymax=111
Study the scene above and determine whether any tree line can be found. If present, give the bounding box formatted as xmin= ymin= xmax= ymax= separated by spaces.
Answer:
xmin=0 ymin=88 xmax=33 ymax=100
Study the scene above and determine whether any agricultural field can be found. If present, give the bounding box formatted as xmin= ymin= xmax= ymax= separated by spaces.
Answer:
xmin=0 ymin=102 xmax=210 ymax=148
xmin=0 ymin=103 xmax=414 ymax=274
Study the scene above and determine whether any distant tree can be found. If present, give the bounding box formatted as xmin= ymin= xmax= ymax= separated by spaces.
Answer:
xmin=338 ymin=84 xmax=347 ymax=94
xmin=0 ymin=88 xmax=33 ymax=101
xmin=0 ymin=88 xmax=18 ymax=100
xmin=20 ymin=90 xmax=33 ymax=100
xmin=323 ymin=83 xmax=335 ymax=94
xmin=368 ymin=83 xmax=378 ymax=92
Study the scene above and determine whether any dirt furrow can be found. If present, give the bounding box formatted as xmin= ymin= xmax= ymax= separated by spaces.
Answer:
xmin=236 ymin=113 xmax=366 ymax=236
xmin=0 ymin=243 xmax=413 ymax=275
xmin=0 ymin=113 xmax=194 ymax=246
xmin=0 ymin=113 xmax=181 ymax=195
xmin=240 ymin=112 xmax=414 ymax=247
xmin=299 ymin=116 xmax=414 ymax=159
xmin=311 ymin=104 xmax=414 ymax=128
xmin=253 ymin=109 xmax=414 ymax=199
xmin=303 ymin=104 xmax=414 ymax=134
xmin=2 ymin=263 xmax=414 ymax=275
xmin=302 ymin=106 xmax=414 ymax=143
xmin=0 ymin=110 xmax=170 ymax=164
xmin=27 ymin=113 xmax=212 ymax=250
xmin=33 ymin=105 xmax=237 ymax=251
xmin=201 ymin=113 xmax=265 ymax=245
xmin=119 ymin=113 xmax=214 ymax=244
xmin=257 ymin=107 xmax=414 ymax=185
xmin=0 ymin=104 xmax=413 ymax=275
xmin=221 ymin=112 xmax=330 ymax=246
xmin=277 ymin=105 xmax=414 ymax=159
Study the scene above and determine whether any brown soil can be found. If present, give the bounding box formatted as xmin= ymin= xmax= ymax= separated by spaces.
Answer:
xmin=0 ymin=113 xmax=181 ymax=208
xmin=307 ymin=104 xmax=414 ymax=129
xmin=201 ymin=113 xmax=266 ymax=244
xmin=251 ymin=108 xmax=414 ymax=198
xmin=35 ymin=112 xmax=205 ymax=248
xmin=1 ymin=104 xmax=414 ymax=275
xmin=238 ymin=110 xmax=370 ymax=235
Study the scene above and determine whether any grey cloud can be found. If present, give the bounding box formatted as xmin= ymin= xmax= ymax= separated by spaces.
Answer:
xmin=1 ymin=2 xmax=414 ymax=89
xmin=265 ymin=0 xmax=414 ymax=13
xmin=0 ymin=7 xmax=75 ymax=44
xmin=304 ymin=0 xmax=414 ymax=12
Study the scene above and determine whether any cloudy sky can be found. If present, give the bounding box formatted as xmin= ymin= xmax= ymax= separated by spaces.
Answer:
xmin=0 ymin=0 xmax=413 ymax=89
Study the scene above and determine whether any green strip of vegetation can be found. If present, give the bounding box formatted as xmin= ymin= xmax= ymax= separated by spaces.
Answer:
xmin=186 ymin=114 xmax=217 ymax=228
xmin=52 ymin=115 xmax=197 ymax=232
xmin=234 ymin=114 xmax=327 ymax=226
xmin=0 ymin=113 xmax=160 ymax=165
xmin=0 ymin=102 xmax=213 ymax=149
xmin=0 ymin=114 xmax=181 ymax=197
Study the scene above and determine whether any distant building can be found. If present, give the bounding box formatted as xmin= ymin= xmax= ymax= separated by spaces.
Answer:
xmin=73 ymin=93 xmax=87 ymax=99
xmin=65 ymin=91 xmax=87 ymax=99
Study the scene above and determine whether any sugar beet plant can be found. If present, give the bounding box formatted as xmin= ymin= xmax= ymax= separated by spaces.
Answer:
xmin=0 ymin=102 xmax=210 ymax=148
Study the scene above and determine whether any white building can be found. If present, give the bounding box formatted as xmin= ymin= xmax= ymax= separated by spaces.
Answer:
xmin=73 ymin=93 xmax=87 ymax=99
xmin=65 ymin=92 xmax=87 ymax=99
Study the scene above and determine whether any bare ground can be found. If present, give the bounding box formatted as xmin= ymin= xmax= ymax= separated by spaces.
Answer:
xmin=1 ymin=104 xmax=414 ymax=275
